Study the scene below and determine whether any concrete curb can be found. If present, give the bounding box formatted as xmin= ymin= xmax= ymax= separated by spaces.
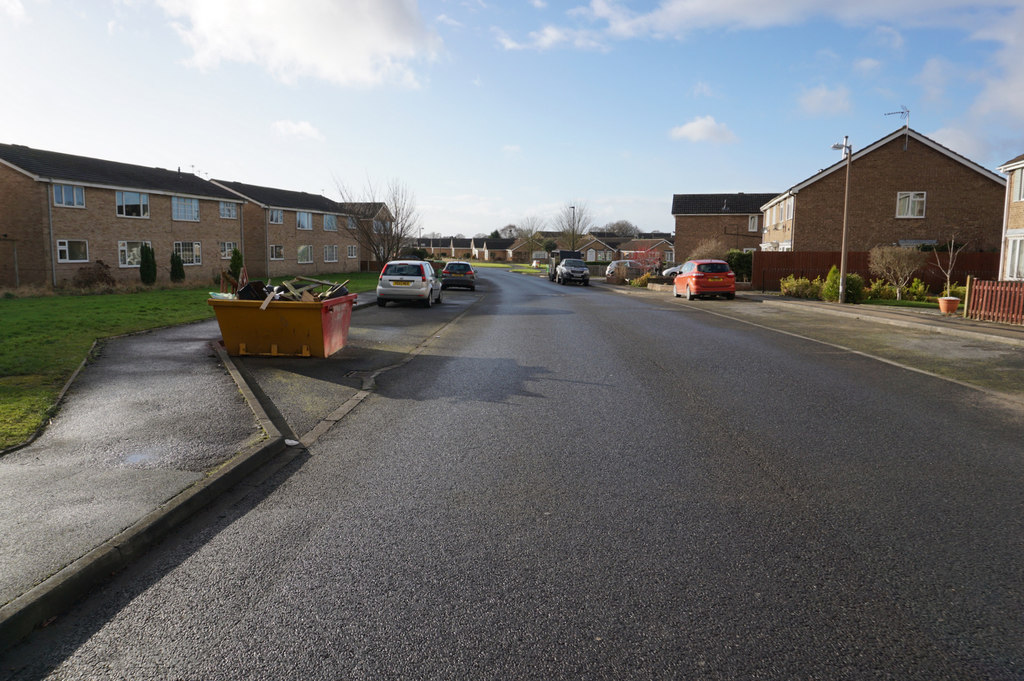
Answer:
xmin=0 ymin=343 xmax=287 ymax=654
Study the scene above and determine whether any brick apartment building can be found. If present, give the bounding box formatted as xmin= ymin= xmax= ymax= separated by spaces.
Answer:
xmin=760 ymin=127 xmax=1006 ymax=252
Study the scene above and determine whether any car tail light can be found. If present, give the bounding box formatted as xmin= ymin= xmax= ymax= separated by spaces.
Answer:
xmin=378 ymin=265 xmax=387 ymax=280
xmin=442 ymin=269 xmax=450 ymax=275
xmin=419 ymin=265 xmax=426 ymax=281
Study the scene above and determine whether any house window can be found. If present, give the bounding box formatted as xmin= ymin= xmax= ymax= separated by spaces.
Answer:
xmin=373 ymin=219 xmax=390 ymax=233
xmin=297 ymin=212 xmax=312 ymax=230
xmin=118 ymin=240 xmax=151 ymax=267
xmin=116 ymin=191 xmax=149 ymax=218
xmin=172 ymin=197 xmax=200 ymax=221
xmin=173 ymin=241 xmax=202 ymax=265
xmin=57 ymin=239 xmax=88 ymax=263
xmin=219 ymin=241 xmax=237 ymax=260
xmin=324 ymin=214 xmax=337 ymax=231
xmin=269 ymin=209 xmax=284 ymax=224
xmin=1007 ymin=237 xmax=1024 ymax=280
xmin=748 ymin=215 xmax=759 ymax=232
xmin=896 ymin=192 xmax=926 ymax=218
xmin=347 ymin=216 xmax=357 ymax=230
xmin=324 ymin=244 xmax=338 ymax=262
xmin=269 ymin=244 xmax=284 ymax=260
xmin=1014 ymin=169 xmax=1024 ymax=203
xmin=347 ymin=245 xmax=358 ymax=259
xmin=297 ymin=245 xmax=313 ymax=264
xmin=219 ymin=202 xmax=238 ymax=219
xmin=785 ymin=197 xmax=793 ymax=220
xmin=53 ymin=184 xmax=85 ymax=207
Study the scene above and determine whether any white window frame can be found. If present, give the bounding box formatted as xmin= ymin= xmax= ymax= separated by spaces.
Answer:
xmin=296 ymin=211 xmax=313 ymax=231
xmin=297 ymin=245 xmax=313 ymax=264
xmin=219 ymin=241 xmax=238 ymax=260
xmin=748 ymin=215 xmax=759 ymax=232
xmin=118 ymin=240 xmax=151 ymax=268
xmin=219 ymin=202 xmax=238 ymax=219
xmin=324 ymin=244 xmax=338 ymax=262
xmin=896 ymin=191 xmax=926 ymax=218
xmin=57 ymin=239 xmax=89 ymax=263
xmin=116 ymin=191 xmax=149 ymax=218
xmin=1006 ymin=237 xmax=1024 ymax=280
xmin=347 ymin=245 xmax=358 ymax=259
xmin=324 ymin=214 xmax=337 ymax=231
xmin=269 ymin=209 xmax=284 ymax=224
xmin=1013 ymin=169 xmax=1024 ymax=203
xmin=172 ymin=196 xmax=200 ymax=222
xmin=347 ymin=216 xmax=357 ymax=230
xmin=53 ymin=184 xmax=85 ymax=208
xmin=173 ymin=241 xmax=202 ymax=266
xmin=269 ymin=244 xmax=284 ymax=260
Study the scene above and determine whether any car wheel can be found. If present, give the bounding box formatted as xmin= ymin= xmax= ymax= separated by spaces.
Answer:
xmin=583 ymin=279 xmax=590 ymax=286
xmin=435 ymin=288 xmax=443 ymax=304
xmin=686 ymin=286 xmax=694 ymax=301
xmin=673 ymin=285 xmax=680 ymax=298
xmin=725 ymin=292 xmax=735 ymax=300
xmin=377 ymin=298 xmax=386 ymax=307
xmin=423 ymin=292 xmax=432 ymax=308
xmin=470 ymin=286 xmax=476 ymax=291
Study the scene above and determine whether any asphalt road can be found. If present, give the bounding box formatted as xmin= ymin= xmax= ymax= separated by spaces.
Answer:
xmin=4 ymin=269 xmax=1023 ymax=679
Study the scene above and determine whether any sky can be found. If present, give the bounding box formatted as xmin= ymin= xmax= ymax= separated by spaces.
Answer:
xmin=2 ymin=0 xmax=1024 ymax=238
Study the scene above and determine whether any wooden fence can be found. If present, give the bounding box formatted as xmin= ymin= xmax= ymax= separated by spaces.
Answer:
xmin=752 ymin=251 xmax=999 ymax=293
xmin=966 ymin=279 xmax=1024 ymax=325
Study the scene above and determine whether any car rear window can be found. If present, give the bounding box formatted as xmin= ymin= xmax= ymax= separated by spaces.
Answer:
xmin=383 ymin=263 xmax=423 ymax=276
xmin=563 ymin=259 xmax=585 ymax=267
xmin=697 ymin=263 xmax=731 ymax=273
xmin=446 ymin=263 xmax=471 ymax=273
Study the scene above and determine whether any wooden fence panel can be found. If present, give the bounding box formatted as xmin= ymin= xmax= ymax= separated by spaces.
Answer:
xmin=752 ymin=251 xmax=998 ymax=292
xmin=967 ymin=280 xmax=1024 ymax=325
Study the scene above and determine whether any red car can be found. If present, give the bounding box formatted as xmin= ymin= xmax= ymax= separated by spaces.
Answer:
xmin=673 ymin=259 xmax=736 ymax=300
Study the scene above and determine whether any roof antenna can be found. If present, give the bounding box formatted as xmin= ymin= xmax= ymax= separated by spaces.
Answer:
xmin=885 ymin=105 xmax=910 ymax=150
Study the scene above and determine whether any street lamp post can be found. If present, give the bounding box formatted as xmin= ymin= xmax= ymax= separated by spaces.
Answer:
xmin=830 ymin=136 xmax=852 ymax=304
xmin=570 ymin=205 xmax=576 ymax=249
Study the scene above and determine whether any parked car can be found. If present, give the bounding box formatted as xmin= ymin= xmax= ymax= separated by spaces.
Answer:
xmin=672 ymin=259 xmax=736 ymax=300
xmin=605 ymin=260 xmax=641 ymax=277
xmin=556 ymin=258 xmax=590 ymax=286
xmin=376 ymin=260 xmax=443 ymax=307
xmin=441 ymin=261 xmax=476 ymax=290
xmin=661 ymin=263 xmax=683 ymax=277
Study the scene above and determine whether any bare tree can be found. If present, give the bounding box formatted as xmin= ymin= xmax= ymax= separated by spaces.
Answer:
xmin=687 ymin=237 xmax=728 ymax=260
xmin=498 ymin=224 xmax=518 ymax=239
xmin=553 ymin=201 xmax=594 ymax=251
xmin=599 ymin=220 xmax=640 ymax=237
xmin=338 ymin=177 xmax=421 ymax=263
xmin=517 ymin=215 xmax=546 ymax=240
xmin=932 ymin=234 xmax=969 ymax=297
xmin=868 ymin=245 xmax=926 ymax=300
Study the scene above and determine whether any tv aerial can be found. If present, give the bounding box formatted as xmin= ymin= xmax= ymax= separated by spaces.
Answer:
xmin=885 ymin=105 xmax=910 ymax=149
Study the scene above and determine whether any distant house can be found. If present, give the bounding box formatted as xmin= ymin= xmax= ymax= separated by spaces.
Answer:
xmin=997 ymin=152 xmax=1024 ymax=280
xmin=671 ymin=193 xmax=777 ymax=262
xmin=214 ymin=180 xmax=362 ymax=279
xmin=0 ymin=143 xmax=244 ymax=288
xmin=617 ymin=238 xmax=674 ymax=266
xmin=759 ymin=127 xmax=1006 ymax=252
xmin=472 ymin=238 xmax=515 ymax=261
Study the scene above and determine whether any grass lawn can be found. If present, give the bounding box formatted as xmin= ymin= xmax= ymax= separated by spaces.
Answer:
xmin=862 ymin=298 xmax=941 ymax=310
xmin=0 ymin=272 xmax=381 ymax=450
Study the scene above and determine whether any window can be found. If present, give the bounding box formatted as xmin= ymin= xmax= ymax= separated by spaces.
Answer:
xmin=748 ymin=215 xmax=759 ymax=232
xmin=347 ymin=216 xmax=357 ymax=230
xmin=373 ymin=219 xmax=389 ymax=233
xmin=296 ymin=211 xmax=312 ymax=230
xmin=324 ymin=214 xmax=337 ymax=231
xmin=896 ymin=191 xmax=926 ymax=218
xmin=297 ymin=245 xmax=313 ymax=264
xmin=1007 ymin=238 xmax=1024 ymax=280
xmin=172 ymin=196 xmax=200 ymax=221
xmin=785 ymin=197 xmax=793 ymax=220
xmin=269 ymin=209 xmax=284 ymax=224
xmin=347 ymin=245 xmax=358 ymax=259
xmin=1014 ymin=169 xmax=1024 ymax=203
xmin=116 ymin=191 xmax=149 ymax=218
xmin=324 ymin=244 xmax=338 ymax=262
xmin=269 ymin=244 xmax=284 ymax=260
xmin=53 ymin=184 xmax=85 ymax=207
xmin=219 ymin=241 xmax=238 ymax=260
xmin=118 ymin=240 xmax=151 ymax=267
xmin=219 ymin=202 xmax=238 ymax=219
xmin=173 ymin=241 xmax=202 ymax=265
xmin=57 ymin=239 xmax=88 ymax=263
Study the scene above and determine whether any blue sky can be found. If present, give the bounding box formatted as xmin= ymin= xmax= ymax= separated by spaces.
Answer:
xmin=2 ymin=1 xmax=1023 ymax=237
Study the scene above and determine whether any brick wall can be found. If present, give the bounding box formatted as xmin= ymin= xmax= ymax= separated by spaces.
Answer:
xmin=793 ymin=136 xmax=1005 ymax=252
xmin=0 ymin=165 xmax=49 ymax=287
xmin=674 ymin=214 xmax=762 ymax=262
xmin=261 ymin=208 xmax=360 ymax=282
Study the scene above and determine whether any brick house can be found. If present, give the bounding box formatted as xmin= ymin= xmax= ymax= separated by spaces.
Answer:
xmin=672 ymin=194 xmax=777 ymax=262
xmin=760 ymin=127 xmax=1006 ymax=252
xmin=996 ymin=153 xmax=1024 ymax=280
xmin=472 ymin=238 xmax=515 ymax=261
xmin=617 ymin=238 xmax=675 ymax=267
xmin=0 ymin=143 xmax=245 ymax=288
xmin=214 ymin=180 xmax=362 ymax=279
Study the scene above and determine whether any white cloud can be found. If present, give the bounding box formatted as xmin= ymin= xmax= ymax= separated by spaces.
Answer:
xmin=156 ymin=0 xmax=441 ymax=87
xmin=692 ymin=81 xmax=714 ymax=97
xmin=272 ymin=120 xmax=325 ymax=141
xmin=971 ymin=6 xmax=1024 ymax=121
xmin=854 ymin=57 xmax=881 ymax=75
xmin=669 ymin=116 xmax=737 ymax=143
xmin=0 ymin=0 xmax=26 ymax=22
xmin=529 ymin=0 xmax=547 ymax=8
xmin=436 ymin=14 xmax=463 ymax=28
xmin=502 ymin=144 xmax=521 ymax=154
xmin=872 ymin=25 xmax=904 ymax=50
xmin=798 ymin=84 xmax=851 ymax=116
xmin=496 ymin=24 xmax=604 ymax=50
xmin=916 ymin=57 xmax=953 ymax=101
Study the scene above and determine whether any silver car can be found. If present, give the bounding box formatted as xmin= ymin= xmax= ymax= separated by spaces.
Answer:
xmin=376 ymin=260 xmax=443 ymax=307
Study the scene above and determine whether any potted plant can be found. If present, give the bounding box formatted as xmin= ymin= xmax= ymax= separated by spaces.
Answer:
xmin=932 ymin=234 xmax=967 ymax=315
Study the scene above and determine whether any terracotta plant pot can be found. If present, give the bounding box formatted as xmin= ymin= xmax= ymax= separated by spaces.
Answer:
xmin=938 ymin=296 xmax=960 ymax=315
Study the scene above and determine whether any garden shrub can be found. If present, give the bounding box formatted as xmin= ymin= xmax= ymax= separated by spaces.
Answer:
xmin=903 ymin=278 xmax=930 ymax=302
xmin=630 ymin=272 xmax=653 ymax=288
xmin=821 ymin=266 xmax=865 ymax=304
xmin=139 ymin=244 xmax=156 ymax=285
xmin=779 ymin=274 xmax=823 ymax=299
xmin=228 ymin=248 xmax=243 ymax=281
xmin=725 ymin=249 xmax=753 ymax=282
xmin=866 ymin=278 xmax=896 ymax=300
xmin=170 ymin=252 xmax=185 ymax=282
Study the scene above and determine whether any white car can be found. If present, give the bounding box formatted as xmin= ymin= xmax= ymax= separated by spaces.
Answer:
xmin=376 ymin=260 xmax=443 ymax=307
xmin=661 ymin=264 xmax=684 ymax=277
xmin=605 ymin=260 xmax=641 ymax=277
